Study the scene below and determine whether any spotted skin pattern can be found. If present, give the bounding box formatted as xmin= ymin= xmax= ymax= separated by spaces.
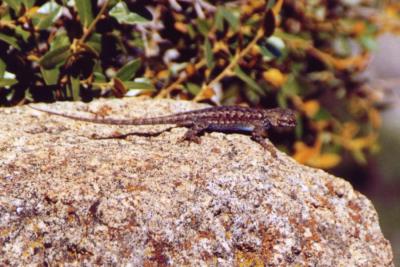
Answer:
xmin=30 ymin=105 xmax=296 ymax=157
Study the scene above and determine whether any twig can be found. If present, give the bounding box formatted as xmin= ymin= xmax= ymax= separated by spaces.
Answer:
xmin=194 ymin=0 xmax=206 ymax=19
xmin=155 ymin=59 xmax=206 ymax=98
xmin=80 ymin=0 xmax=110 ymax=43
xmin=158 ymin=3 xmax=264 ymax=101
xmin=193 ymin=28 xmax=264 ymax=102
xmin=178 ymin=0 xmax=216 ymax=12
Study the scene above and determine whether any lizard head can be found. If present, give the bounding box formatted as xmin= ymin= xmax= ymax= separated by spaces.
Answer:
xmin=264 ymin=108 xmax=297 ymax=128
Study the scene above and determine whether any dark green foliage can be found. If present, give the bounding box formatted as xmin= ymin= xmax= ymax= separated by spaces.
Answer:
xmin=0 ymin=0 xmax=384 ymax=168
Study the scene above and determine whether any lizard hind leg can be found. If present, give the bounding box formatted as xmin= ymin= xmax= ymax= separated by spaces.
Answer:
xmin=180 ymin=121 xmax=210 ymax=144
xmin=251 ymin=125 xmax=277 ymax=158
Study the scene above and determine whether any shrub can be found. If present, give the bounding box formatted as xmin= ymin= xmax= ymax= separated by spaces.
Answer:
xmin=0 ymin=0 xmax=384 ymax=168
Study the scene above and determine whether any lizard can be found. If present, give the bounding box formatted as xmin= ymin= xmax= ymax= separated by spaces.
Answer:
xmin=29 ymin=104 xmax=296 ymax=157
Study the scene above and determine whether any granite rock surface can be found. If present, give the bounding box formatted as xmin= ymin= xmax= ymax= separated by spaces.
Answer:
xmin=0 ymin=99 xmax=394 ymax=266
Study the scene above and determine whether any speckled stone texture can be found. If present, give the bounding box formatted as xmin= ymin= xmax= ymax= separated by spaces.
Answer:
xmin=0 ymin=99 xmax=394 ymax=266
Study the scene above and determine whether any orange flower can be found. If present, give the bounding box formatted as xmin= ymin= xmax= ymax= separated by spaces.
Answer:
xmin=302 ymin=100 xmax=320 ymax=118
xmin=293 ymin=136 xmax=341 ymax=169
xmin=331 ymin=121 xmax=378 ymax=163
xmin=174 ymin=22 xmax=187 ymax=33
xmin=263 ymin=68 xmax=286 ymax=87
xmin=368 ymin=108 xmax=381 ymax=129
xmin=272 ymin=0 xmax=284 ymax=16
xmin=352 ymin=21 xmax=366 ymax=36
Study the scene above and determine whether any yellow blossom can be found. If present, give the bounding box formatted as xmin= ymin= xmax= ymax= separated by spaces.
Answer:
xmin=263 ymin=68 xmax=286 ymax=87
xmin=272 ymin=0 xmax=284 ymax=16
xmin=368 ymin=108 xmax=381 ymax=129
xmin=302 ymin=100 xmax=320 ymax=118
xmin=293 ymin=137 xmax=341 ymax=169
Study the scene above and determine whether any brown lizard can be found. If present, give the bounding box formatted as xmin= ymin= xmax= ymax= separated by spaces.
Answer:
xmin=29 ymin=105 xmax=296 ymax=156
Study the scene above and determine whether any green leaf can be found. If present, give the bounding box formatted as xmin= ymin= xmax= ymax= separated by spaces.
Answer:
xmin=352 ymin=149 xmax=367 ymax=165
xmin=76 ymin=0 xmax=94 ymax=28
xmin=86 ymin=34 xmax=102 ymax=54
xmin=92 ymin=82 xmax=109 ymax=90
xmin=220 ymin=7 xmax=239 ymax=31
xmin=36 ymin=3 xmax=61 ymax=30
xmin=92 ymin=60 xmax=103 ymax=73
xmin=14 ymin=26 xmax=30 ymax=42
xmin=259 ymin=45 xmax=276 ymax=61
xmin=125 ymin=81 xmax=155 ymax=97
xmin=244 ymin=88 xmax=261 ymax=105
xmin=186 ymin=24 xmax=196 ymax=39
xmin=115 ymin=59 xmax=141 ymax=81
xmin=109 ymin=2 xmax=150 ymax=25
xmin=51 ymin=32 xmax=70 ymax=49
xmin=0 ymin=78 xmax=17 ymax=87
xmin=124 ymin=81 xmax=155 ymax=90
xmin=234 ymin=66 xmax=265 ymax=96
xmin=196 ymin=19 xmax=210 ymax=36
xmin=71 ymin=77 xmax=81 ymax=100
xmin=282 ymin=74 xmax=300 ymax=96
xmin=222 ymin=85 xmax=240 ymax=103
xmin=39 ymin=45 xmax=71 ymax=69
xmin=313 ymin=108 xmax=331 ymax=121
xmin=93 ymin=72 xmax=107 ymax=83
xmin=360 ymin=35 xmax=378 ymax=51
xmin=266 ymin=0 xmax=276 ymax=9
xmin=185 ymin=82 xmax=201 ymax=95
xmin=41 ymin=68 xmax=60 ymax=85
xmin=3 ymin=0 xmax=22 ymax=12
xmin=275 ymin=31 xmax=310 ymax=45
xmin=22 ymin=0 xmax=35 ymax=8
xmin=204 ymin=38 xmax=214 ymax=69
xmin=333 ymin=37 xmax=351 ymax=57
xmin=277 ymin=90 xmax=287 ymax=108
xmin=0 ymin=33 xmax=20 ymax=50
xmin=295 ymin=115 xmax=303 ymax=139
xmin=215 ymin=8 xmax=224 ymax=31
xmin=0 ymin=58 xmax=6 ymax=78
xmin=79 ymin=43 xmax=99 ymax=57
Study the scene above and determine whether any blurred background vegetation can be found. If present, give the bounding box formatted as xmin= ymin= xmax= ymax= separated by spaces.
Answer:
xmin=0 ymin=0 xmax=399 ymax=263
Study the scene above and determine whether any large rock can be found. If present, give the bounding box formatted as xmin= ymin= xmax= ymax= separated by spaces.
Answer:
xmin=0 ymin=99 xmax=394 ymax=266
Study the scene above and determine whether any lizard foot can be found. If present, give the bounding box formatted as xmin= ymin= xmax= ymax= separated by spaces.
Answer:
xmin=179 ymin=133 xmax=202 ymax=144
xmin=251 ymin=136 xmax=277 ymax=158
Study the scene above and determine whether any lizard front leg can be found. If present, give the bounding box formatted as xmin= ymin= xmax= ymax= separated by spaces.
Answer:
xmin=180 ymin=121 xmax=210 ymax=144
xmin=251 ymin=124 xmax=277 ymax=158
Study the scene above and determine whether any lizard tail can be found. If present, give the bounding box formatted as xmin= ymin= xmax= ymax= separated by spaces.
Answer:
xmin=28 ymin=105 xmax=182 ymax=125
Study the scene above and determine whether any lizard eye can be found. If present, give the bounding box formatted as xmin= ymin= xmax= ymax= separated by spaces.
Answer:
xmin=279 ymin=116 xmax=296 ymax=127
